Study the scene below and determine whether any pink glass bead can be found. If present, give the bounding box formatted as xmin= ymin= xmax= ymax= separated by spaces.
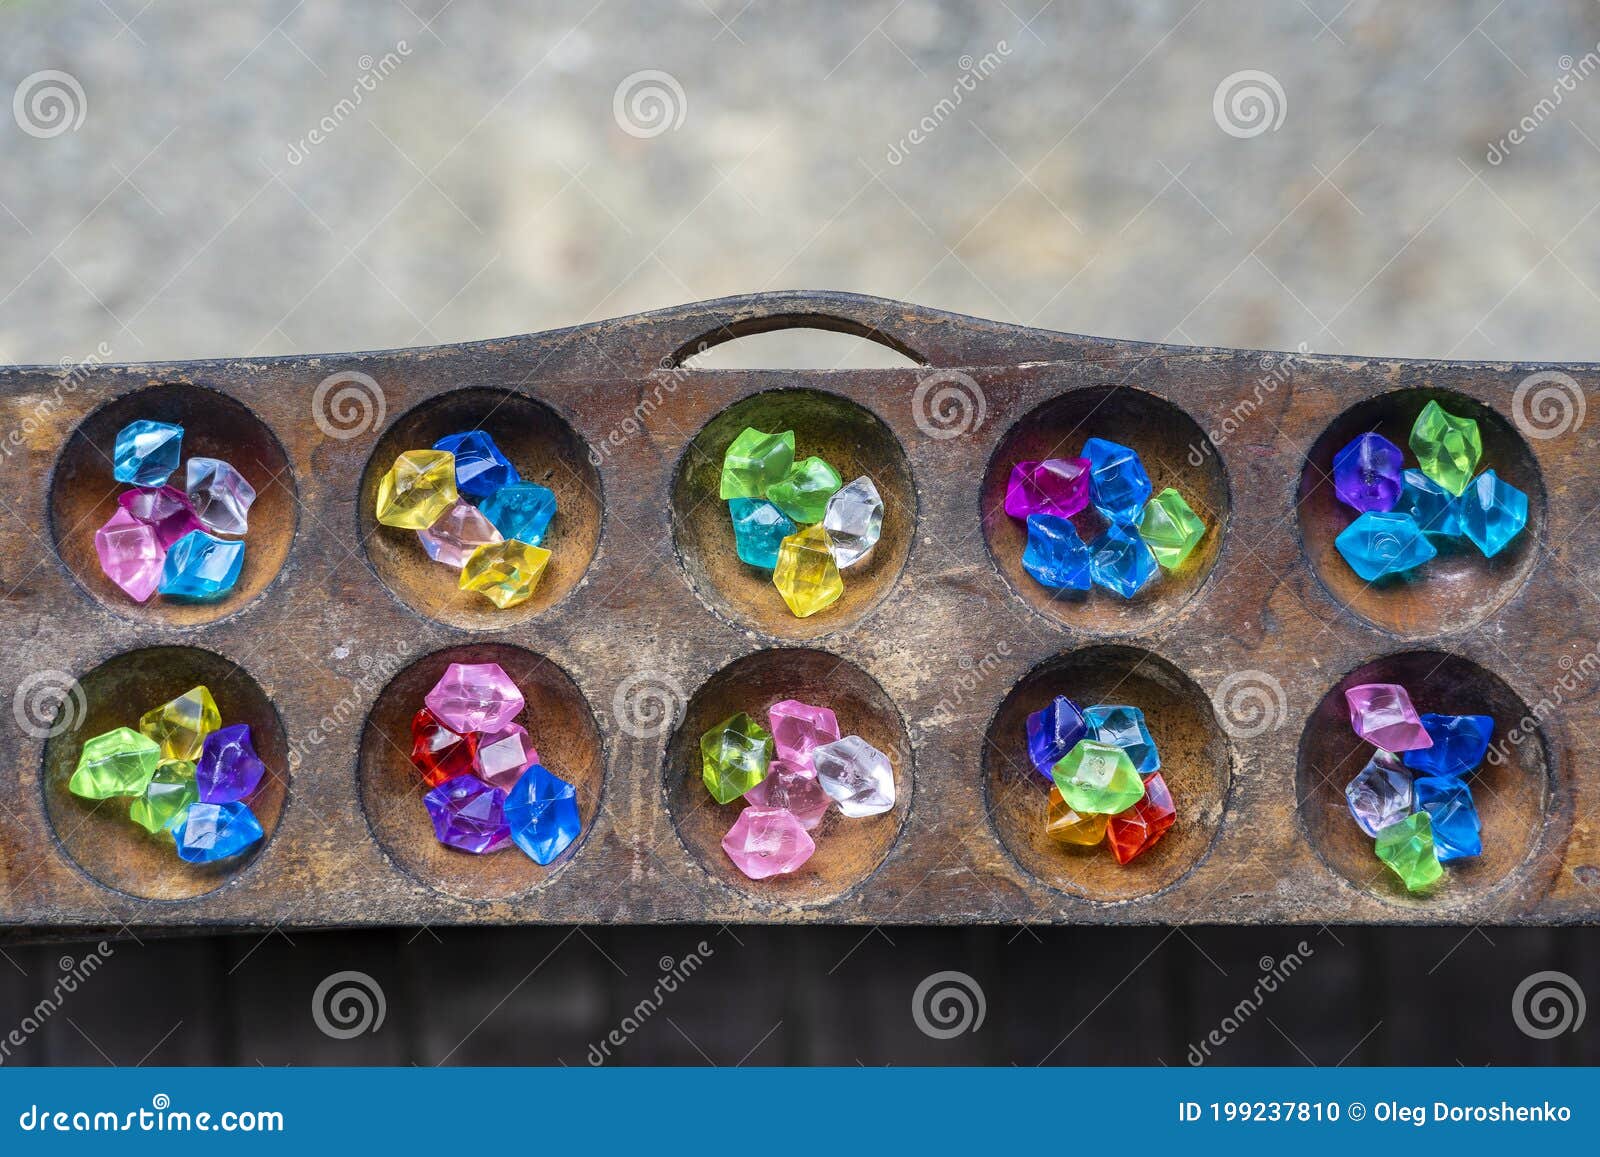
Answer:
xmin=425 ymin=662 xmax=525 ymax=734
xmin=1004 ymin=458 xmax=1091 ymax=519
xmin=417 ymin=499 xmax=503 ymax=569
xmin=1345 ymin=683 xmax=1435 ymax=752
xmin=767 ymin=699 xmax=839 ymax=763
xmin=474 ymin=722 xmax=540 ymax=791
xmin=745 ymin=759 xmax=832 ymax=830
xmin=118 ymin=485 xmax=204 ymax=549
xmin=721 ymin=806 xmax=816 ymax=879
xmin=94 ymin=508 xmax=165 ymax=602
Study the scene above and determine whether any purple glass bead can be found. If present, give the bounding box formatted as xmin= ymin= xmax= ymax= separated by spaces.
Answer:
xmin=1004 ymin=458 xmax=1091 ymax=520
xmin=1332 ymin=433 xmax=1405 ymax=513
xmin=423 ymin=774 xmax=511 ymax=854
xmin=118 ymin=486 xmax=205 ymax=549
xmin=1025 ymin=695 xmax=1088 ymax=780
xmin=195 ymin=723 xmax=266 ymax=803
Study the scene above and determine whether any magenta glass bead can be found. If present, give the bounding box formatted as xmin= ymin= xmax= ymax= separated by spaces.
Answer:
xmin=744 ymin=759 xmax=832 ymax=830
xmin=767 ymin=699 xmax=839 ymax=763
xmin=1344 ymin=682 xmax=1434 ymax=752
xmin=424 ymin=663 xmax=524 ymax=734
xmin=475 ymin=722 xmax=540 ymax=791
xmin=94 ymin=508 xmax=165 ymax=602
xmin=118 ymin=485 xmax=205 ymax=549
xmin=1004 ymin=458 xmax=1091 ymax=520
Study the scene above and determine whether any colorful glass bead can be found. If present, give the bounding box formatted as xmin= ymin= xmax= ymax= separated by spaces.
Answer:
xmin=1345 ymin=683 xmax=1433 ymax=752
xmin=767 ymin=456 xmax=843 ymax=525
xmin=1022 ymin=514 xmax=1091 ymax=590
xmin=1414 ymin=776 xmax=1482 ymax=862
xmin=1402 ymin=714 xmax=1494 ymax=779
xmin=158 ymin=530 xmax=245 ymax=599
xmin=722 ymin=806 xmax=816 ymax=879
xmin=417 ymin=500 xmax=502 ymax=568
xmin=772 ymin=524 xmax=844 ymax=618
xmin=423 ymin=775 xmax=511 ymax=854
xmin=1397 ymin=469 xmax=1462 ymax=539
xmin=1084 ymin=704 xmax=1160 ymax=776
xmin=1344 ymin=750 xmax=1413 ymax=837
xmin=701 ymin=712 xmax=773 ymax=804
xmin=1138 ymin=488 xmax=1206 ymax=569
xmin=475 ymin=723 xmax=540 ymax=791
xmin=411 ymin=708 xmax=479 ymax=787
xmin=174 ymin=800 xmax=264 ymax=862
xmin=426 ymin=663 xmax=524 ymax=734
xmin=813 ymin=735 xmax=896 ymax=818
xmin=1026 ymin=696 xmax=1088 ymax=780
xmin=1089 ymin=523 xmax=1158 ymax=598
xmin=460 ymin=539 xmax=551 ymax=608
xmin=1082 ymin=437 xmax=1152 ymax=524
xmin=720 ymin=428 xmax=796 ymax=500
xmin=822 ymin=476 xmax=883 ymax=567
xmin=1051 ymin=740 xmax=1144 ymax=816
xmin=729 ymin=498 xmax=796 ymax=570
xmin=1045 ymin=786 xmax=1109 ymax=846
xmin=112 ymin=419 xmax=183 ymax=486
xmin=1456 ymin=469 xmax=1528 ymax=558
xmin=1409 ymin=400 xmax=1482 ymax=497
xmin=1005 ymin=458 xmax=1090 ymax=520
xmin=129 ymin=759 xmax=198 ymax=834
xmin=94 ymin=509 xmax=165 ymax=602
xmin=433 ymin=430 xmax=520 ymax=499
xmin=478 ymin=482 xmax=557 ymax=546
xmin=69 ymin=727 xmax=160 ymax=799
xmin=140 ymin=685 xmax=221 ymax=762
xmin=1373 ymin=810 xmax=1443 ymax=892
xmin=768 ymin=699 xmax=840 ymax=763
xmin=504 ymin=764 xmax=581 ymax=864
xmin=1332 ymin=432 xmax=1404 ymax=513
xmin=118 ymin=485 xmax=204 ymax=548
xmin=376 ymin=449 xmax=458 ymax=529
xmin=195 ymin=723 xmax=265 ymax=803
xmin=745 ymin=759 xmax=832 ymax=830
xmin=184 ymin=457 xmax=256 ymax=536
xmin=1106 ymin=771 xmax=1176 ymax=864
xmin=1333 ymin=511 xmax=1436 ymax=581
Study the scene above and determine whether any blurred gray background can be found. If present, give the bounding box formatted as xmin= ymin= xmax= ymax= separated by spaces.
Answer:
xmin=3 ymin=1 xmax=1599 ymax=1065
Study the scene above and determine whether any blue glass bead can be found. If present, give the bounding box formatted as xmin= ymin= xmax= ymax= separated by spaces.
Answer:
xmin=1081 ymin=438 xmax=1152 ymax=523
xmin=729 ymin=498 xmax=796 ymax=570
xmin=1333 ymin=511 xmax=1436 ymax=581
xmin=112 ymin=420 xmax=183 ymax=486
xmin=479 ymin=482 xmax=558 ymax=546
xmin=1456 ymin=469 xmax=1527 ymax=558
xmin=1025 ymin=695 xmax=1087 ymax=780
xmin=1402 ymin=713 xmax=1494 ymax=779
xmin=158 ymin=530 xmax=246 ymax=599
xmin=1084 ymin=704 xmax=1160 ymax=775
xmin=173 ymin=800 xmax=264 ymax=862
xmin=504 ymin=764 xmax=582 ymax=865
xmin=1413 ymin=776 xmax=1482 ymax=861
xmin=1021 ymin=514 xmax=1091 ymax=589
xmin=1397 ymin=469 xmax=1462 ymax=539
xmin=1088 ymin=523 xmax=1158 ymax=598
xmin=433 ymin=430 xmax=520 ymax=499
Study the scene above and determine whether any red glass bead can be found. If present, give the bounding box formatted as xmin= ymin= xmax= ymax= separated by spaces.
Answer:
xmin=411 ymin=708 xmax=478 ymax=787
xmin=1106 ymin=772 xmax=1176 ymax=865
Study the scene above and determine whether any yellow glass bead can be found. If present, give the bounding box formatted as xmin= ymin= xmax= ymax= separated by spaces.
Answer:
xmin=139 ymin=685 xmax=221 ymax=762
xmin=376 ymin=450 xmax=459 ymax=529
xmin=460 ymin=539 xmax=551 ymax=609
xmin=772 ymin=524 xmax=843 ymax=618
xmin=1045 ymin=786 xmax=1109 ymax=846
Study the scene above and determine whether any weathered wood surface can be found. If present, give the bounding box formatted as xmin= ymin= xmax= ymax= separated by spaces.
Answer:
xmin=0 ymin=290 xmax=1594 ymax=928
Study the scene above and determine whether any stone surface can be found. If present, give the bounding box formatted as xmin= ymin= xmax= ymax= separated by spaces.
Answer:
xmin=184 ymin=457 xmax=256 ymax=535
xmin=1106 ymin=771 xmax=1176 ymax=864
xmin=1082 ymin=437 xmax=1152 ymax=523
xmin=69 ymin=727 xmax=161 ymax=799
xmin=1414 ymin=775 xmax=1482 ymax=862
xmin=375 ymin=449 xmax=459 ymax=529
xmin=140 ymin=685 xmax=221 ymax=762
xmin=766 ymin=455 xmax=843 ymax=524
xmin=475 ymin=722 xmax=540 ymax=791
xmin=1373 ymin=811 xmax=1444 ymax=892
xmin=1344 ymin=751 xmax=1414 ymax=837
xmin=719 ymin=427 xmax=795 ymax=500
xmin=1088 ymin=522 xmax=1158 ymax=597
xmin=1332 ymin=432 xmax=1404 ymax=512
xmin=1004 ymin=457 xmax=1090 ymax=520
xmin=745 ymin=759 xmax=833 ymax=829
xmin=821 ymin=476 xmax=883 ymax=566
xmin=1084 ymin=704 xmax=1160 ymax=776
xmin=411 ymin=707 xmax=479 ymax=788
xmin=1138 ymin=487 xmax=1206 ymax=568
xmin=1050 ymin=740 xmax=1144 ymax=815
xmin=1396 ymin=469 xmax=1463 ymax=539
xmin=128 ymin=759 xmax=197 ymax=834
xmin=768 ymin=699 xmax=839 ymax=763
xmin=1402 ymin=713 xmax=1494 ymax=779
xmin=417 ymin=499 xmax=503 ymax=568
xmin=728 ymin=498 xmax=796 ymax=569
xmin=94 ymin=508 xmax=165 ymax=602
xmin=433 ymin=430 xmax=520 ymax=498
xmin=112 ymin=419 xmax=183 ymax=486
xmin=195 ymin=723 xmax=265 ymax=802
xmin=1021 ymin=513 xmax=1091 ymax=590
xmin=722 ymin=806 xmax=816 ymax=879
xmin=423 ymin=774 xmax=511 ymax=854
xmin=118 ymin=485 xmax=204 ymax=548
xmin=1345 ymin=683 xmax=1434 ymax=752
xmin=1026 ymin=695 xmax=1088 ymax=780
xmin=478 ymin=482 xmax=558 ymax=546
xmin=425 ymin=662 xmax=525 ymax=733
xmin=1045 ymin=785 xmax=1109 ymax=846
xmin=1456 ymin=468 xmax=1528 ymax=558
xmin=812 ymin=735 xmax=896 ymax=817
xmin=459 ymin=539 xmax=552 ymax=608
xmin=1409 ymin=400 xmax=1482 ymax=496
xmin=700 ymin=712 xmax=773 ymax=804
xmin=1333 ymin=511 xmax=1436 ymax=581
xmin=158 ymin=529 xmax=246 ymax=599
xmin=173 ymin=800 xmax=264 ymax=863
xmin=772 ymin=524 xmax=843 ymax=617
xmin=504 ymin=764 xmax=581 ymax=864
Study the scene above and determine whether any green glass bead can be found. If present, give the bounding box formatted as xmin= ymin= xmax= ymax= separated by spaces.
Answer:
xmin=1050 ymin=739 xmax=1145 ymax=816
xmin=1374 ymin=811 xmax=1444 ymax=892
xmin=766 ymin=457 xmax=843 ymax=525
xmin=719 ymin=428 xmax=796 ymax=500
xmin=129 ymin=759 xmax=198 ymax=834
xmin=700 ymin=712 xmax=773 ymax=804
xmin=69 ymin=727 xmax=160 ymax=799
xmin=1138 ymin=487 xmax=1206 ymax=568
xmin=1409 ymin=400 xmax=1482 ymax=497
